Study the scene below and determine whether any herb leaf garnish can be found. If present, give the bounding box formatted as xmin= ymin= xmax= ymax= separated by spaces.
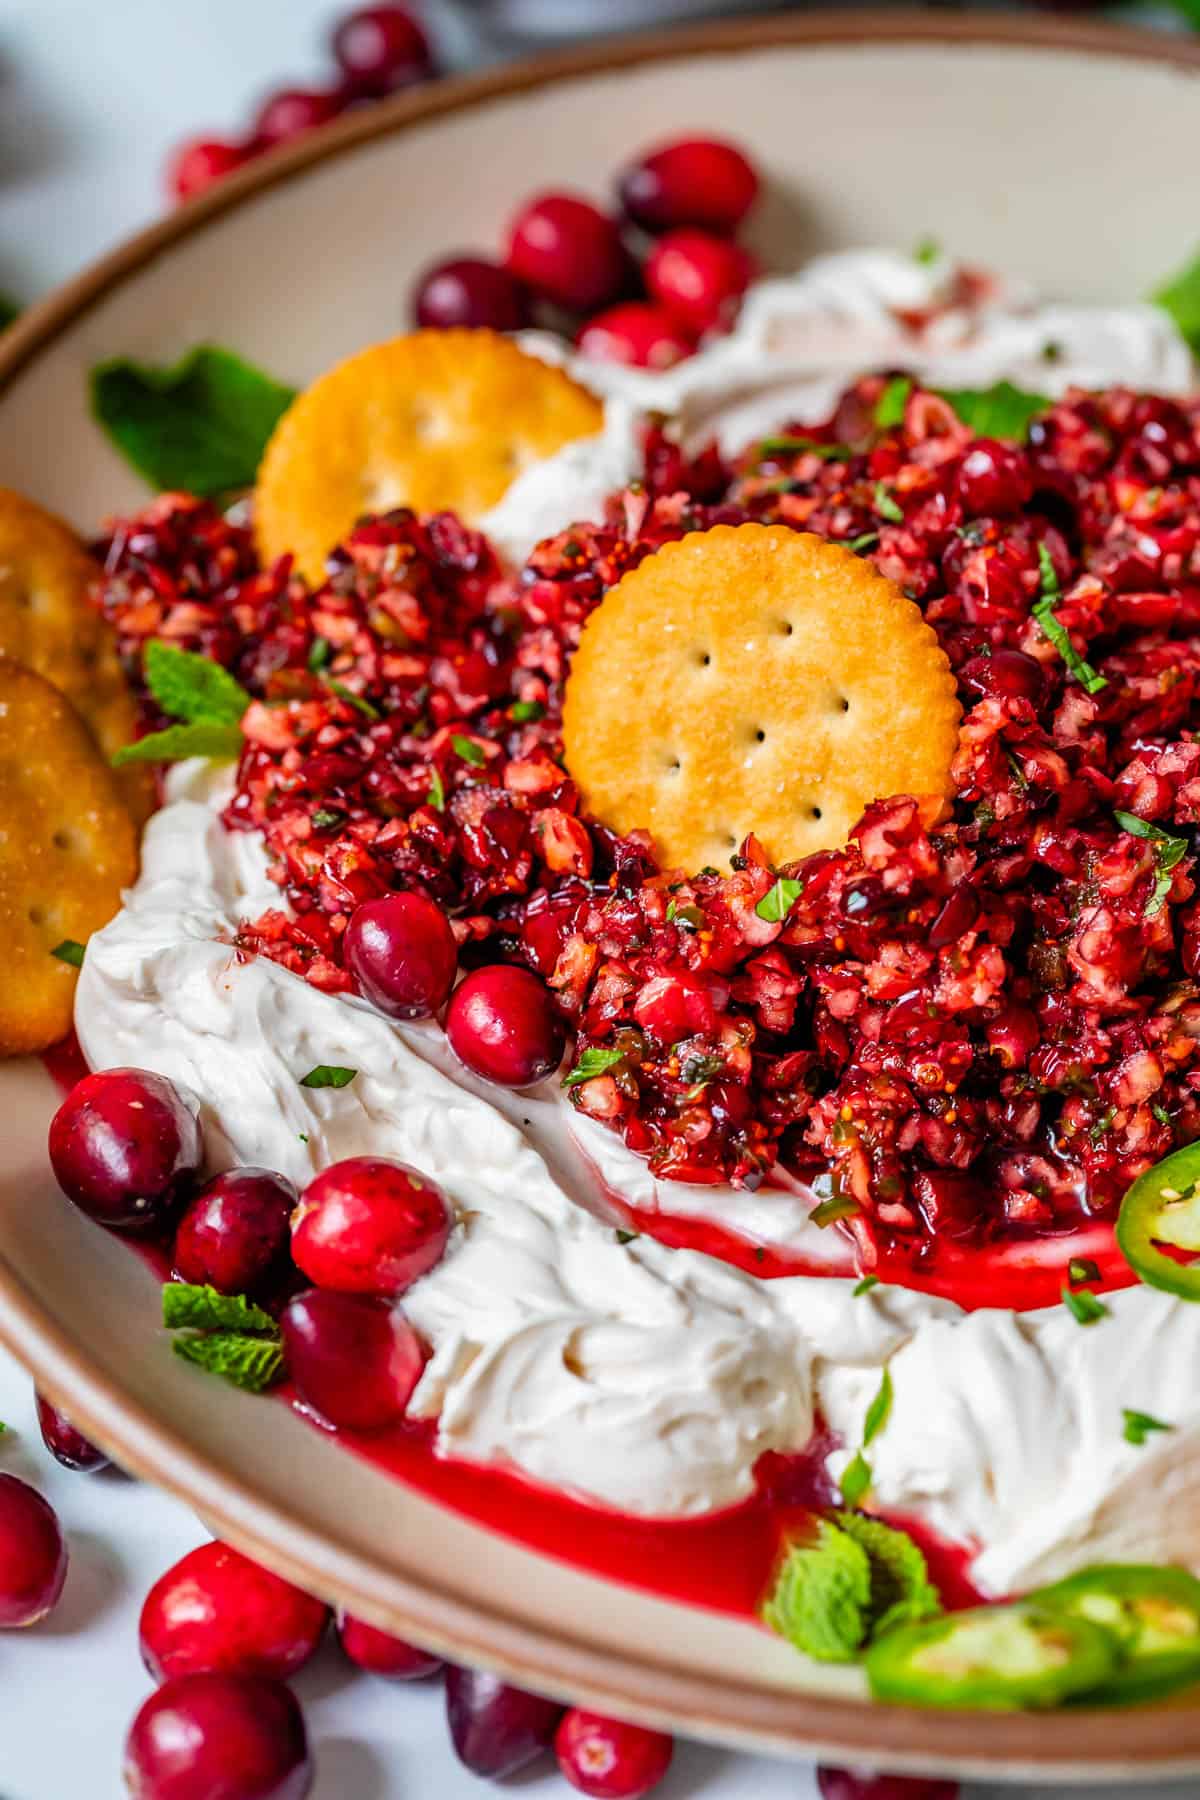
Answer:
xmin=873 ymin=482 xmax=904 ymax=524
xmin=145 ymin=641 xmax=250 ymax=725
xmin=937 ymin=380 xmax=1049 ymax=441
xmin=756 ymin=876 xmax=803 ymax=923
xmin=1032 ymin=543 xmax=1107 ymax=695
xmin=1114 ymin=811 xmax=1189 ymax=919
xmin=838 ymin=1368 xmax=894 ymax=1506
xmin=1062 ymin=1284 xmax=1109 ymax=1326
xmin=853 ymin=1275 xmax=880 ymax=1297
xmin=1153 ymin=248 xmax=1200 ymax=354
xmin=563 ymin=1046 xmax=624 ymax=1088
xmin=51 ymin=939 xmax=86 ymax=967
xmin=162 ymin=1281 xmax=284 ymax=1394
xmin=762 ymin=1512 xmax=940 ymax=1663
xmin=1122 ymin=1408 xmax=1174 ymax=1447
xmin=299 ymin=1064 xmax=357 ymax=1090
xmin=112 ymin=720 xmax=244 ymax=767
xmin=451 ymin=734 xmax=486 ymax=767
xmin=163 ymin=1283 xmax=277 ymax=1335
xmin=90 ymin=345 xmax=295 ymax=497
xmin=754 ymin=435 xmax=853 ymax=464
xmin=427 ymin=767 xmax=446 ymax=812
xmin=875 ymin=376 xmax=912 ymax=430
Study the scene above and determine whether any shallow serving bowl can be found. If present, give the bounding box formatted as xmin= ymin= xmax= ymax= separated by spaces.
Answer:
xmin=5 ymin=11 xmax=1200 ymax=1778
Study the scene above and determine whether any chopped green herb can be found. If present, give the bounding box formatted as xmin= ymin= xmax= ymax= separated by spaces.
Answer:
xmin=50 ymin=939 xmax=86 ymax=968
xmin=173 ymin=1332 xmax=284 ymax=1393
xmin=307 ymin=636 xmax=332 ymax=673
xmin=873 ymin=482 xmax=904 ymax=524
xmin=666 ymin=899 xmax=704 ymax=931
xmin=862 ymin=1368 xmax=894 ymax=1448
xmin=835 ymin=1510 xmax=942 ymax=1638
xmin=839 ymin=1449 xmax=873 ymax=1509
xmin=112 ymin=720 xmax=243 ymax=767
xmin=509 ymin=699 xmax=545 ymax=724
xmin=326 ymin=679 xmax=381 ymax=722
xmin=811 ymin=1194 xmax=859 ymax=1228
xmin=1062 ymin=1284 xmax=1109 ymax=1326
xmin=427 ymin=767 xmax=446 ymax=812
xmin=1122 ymin=1408 xmax=1174 ymax=1447
xmin=1068 ymin=1256 xmax=1102 ymax=1285
xmin=563 ymin=1046 xmax=624 ymax=1088
xmin=680 ymin=1051 xmax=724 ymax=1086
xmin=1153 ymin=247 xmax=1200 ymax=355
xmin=299 ymin=1064 xmax=357 ymax=1090
xmin=756 ymin=876 xmax=803 ymax=923
xmin=1033 ymin=543 xmax=1108 ymax=695
xmin=853 ymin=1275 xmax=880 ymax=1297
xmin=755 ymin=435 xmax=852 ymax=464
xmin=451 ymin=734 xmax=486 ymax=767
xmin=1114 ymin=810 xmax=1189 ymax=919
xmin=936 ymin=380 xmax=1050 ymax=441
xmin=1153 ymin=1102 xmax=1173 ymax=1127
xmin=162 ymin=1283 xmax=277 ymax=1335
xmin=875 ymin=376 xmax=912 ymax=430
xmin=298 ymin=1133 xmax=309 ymax=1144
xmin=762 ymin=1518 xmax=872 ymax=1662
xmin=847 ymin=532 xmax=879 ymax=554
xmin=615 ymin=1229 xmax=639 ymax=1246
xmin=310 ymin=808 xmax=344 ymax=832
xmin=913 ymin=237 xmax=941 ymax=267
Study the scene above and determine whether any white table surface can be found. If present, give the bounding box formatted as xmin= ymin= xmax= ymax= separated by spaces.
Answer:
xmin=0 ymin=3 xmax=1194 ymax=1795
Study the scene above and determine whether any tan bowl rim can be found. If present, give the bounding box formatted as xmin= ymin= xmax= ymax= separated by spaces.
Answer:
xmin=5 ymin=11 xmax=1200 ymax=1774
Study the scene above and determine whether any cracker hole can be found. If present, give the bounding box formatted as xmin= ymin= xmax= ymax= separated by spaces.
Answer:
xmin=779 ymin=621 xmax=794 ymax=637
xmin=52 ymin=829 xmax=74 ymax=853
xmin=27 ymin=905 xmax=45 ymax=927
xmin=694 ymin=650 xmax=712 ymax=668
xmin=753 ymin=728 xmax=766 ymax=744
xmin=808 ymin=806 xmax=823 ymax=822
xmin=838 ymin=696 xmax=850 ymax=713
xmin=411 ymin=409 xmax=439 ymax=441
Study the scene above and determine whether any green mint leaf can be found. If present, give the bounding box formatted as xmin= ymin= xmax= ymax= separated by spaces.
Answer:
xmin=834 ymin=1510 xmax=942 ymax=1637
xmin=913 ymin=237 xmax=941 ymax=266
xmin=162 ymin=1283 xmax=279 ymax=1335
xmin=173 ymin=1331 xmax=284 ymax=1393
xmin=762 ymin=1518 xmax=874 ymax=1662
xmin=326 ymin=679 xmax=381 ymax=722
xmin=873 ymin=482 xmax=904 ymax=524
xmin=1062 ymin=1283 xmax=1109 ymax=1326
xmin=50 ymin=939 xmax=86 ymax=967
xmin=1114 ymin=811 xmax=1189 ymax=919
xmin=1122 ymin=1408 xmax=1174 ymax=1447
xmin=853 ymin=1275 xmax=880 ymax=1297
xmin=563 ymin=1046 xmax=624 ymax=1089
xmin=1068 ymin=1256 xmax=1101 ymax=1285
xmin=144 ymin=641 xmax=250 ymax=726
xmin=756 ymin=877 xmax=803 ymax=923
xmin=754 ymin=435 xmax=853 ymax=464
xmin=0 ymin=295 xmax=19 ymax=332
xmin=509 ymin=699 xmax=545 ymax=724
xmin=299 ymin=1064 xmax=357 ymax=1089
xmin=615 ymin=1228 xmax=639 ymax=1245
xmin=90 ymin=345 xmax=295 ymax=497
xmin=862 ymin=1368 xmax=894 ymax=1448
xmin=451 ymin=734 xmax=486 ymax=767
xmin=307 ymin=636 xmax=332 ymax=673
xmin=667 ymin=899 xmax=704 ymax=931
xmin=847 ymin=532 xmax=879 ymax=554
xmin=811 ymin=1195 xmax=859 ymax=1229
xmin=937 ymin=380 xmax=1049 ymax=441
xmin=112 ymin=720 xmax=243 ymax=767
xmin=1153 ymin=1102 xmax=1173 ymax=1127
xmin=427 ymin=767 xmax=446 ymax=812
xmin=1037 ymin=541 xmax=1060 ymax=603
xmin=839 ymin=1449 xmax=873 ymax=1509
xmin=1153 ymin=246 xmax=1200 ymax=353
xmin=875 ymin=377 xmax=912 ymax=430
xmin=1032 ymin=546 xmax=1107 ymax=695
xmin=310 ymin=808 xmax=344 ymax=832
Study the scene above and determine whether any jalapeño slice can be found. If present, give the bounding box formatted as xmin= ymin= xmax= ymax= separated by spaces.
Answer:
xmin=1034 ymin=1565 xmax=1200 ymax=1705
xmin=1116 ymin=1143 xmax=1200 ymax=1301
xmin=864 ymin=1603 xmax=1119 ymax=1710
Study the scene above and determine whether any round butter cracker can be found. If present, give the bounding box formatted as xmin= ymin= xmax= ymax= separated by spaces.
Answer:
xmin=563 ymin=524 xmax=961 ymax=872
xmin=254 ymin=329 xmax=604 ymax=583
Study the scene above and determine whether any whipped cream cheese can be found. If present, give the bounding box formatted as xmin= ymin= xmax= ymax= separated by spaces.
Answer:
xmin=75 ymin=253 xmax=1200 ymax=1595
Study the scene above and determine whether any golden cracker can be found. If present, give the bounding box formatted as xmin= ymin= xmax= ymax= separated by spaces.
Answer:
xmin=254 ymin=329 xmax=604 ymax=583
xmin=563 ymin=524 xmax=961 ymax=872
xmin=0 ymin=486 xmax=154 ymax=825
xmin=0 ymin=656 xmax=138 ymax=1056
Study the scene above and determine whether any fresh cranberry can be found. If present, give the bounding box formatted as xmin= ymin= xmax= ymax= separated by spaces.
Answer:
xmin=412 ymin=257 xmax=531 ymax=332
xmin=645 ymin=229 xmax=756 ymax=335
xmin=332 ymin=5 xmax=433 ymax=95
xmin=123 ymin=1672 xmax=312 ymax=1800
xmin=555 ymin=1710 xmax=673 ymax=1798
xmin=337 ymin=1611 xmax=443 ymax=1678
xmin=290 ymin=1155 xmax=453 ymax=1294
xmin=576 ymin=303 xmax=695 ymax=370
xmin=0 ymin=1474 xmax=67 ymax=1626
xmin=817 ymin=1769 xmax=959 ymax=1800
xmin=505 ymin=194 xmax=628 ymax=313
xmin=253 ymin=89 xmax=344 ymax=149
xmin=618 ymin=136 xmax=759 ymax=235
xmin=173 ymin=1169 xmax=296 ymax=1296
xmin=279 ymin=1289 xmax=424 ymax=1431
xmin=49 ymin=1068 xmax=202 ymax=1233
xmin=166 ymin=137 xmax=252 ymax=203
xmin=959 ymin=647 xmax=1048 ymax=706
xmin=927 ymin=883 xmax=980 ymax=947
xmin=36 ymin=1394 xmax=109 ymax=1473
xmin=954 ymin=439 xmax=1033 ymax=515
xmin=344 ymin=891 xmax=458 ymax=1019
xmin=139 ymin=1542 xmax=328 ymax=1684
xmin=445 ymin=965 xmax=565 ymax=1087
xmin=445 ymin=1665 xmax=563 ymax=1777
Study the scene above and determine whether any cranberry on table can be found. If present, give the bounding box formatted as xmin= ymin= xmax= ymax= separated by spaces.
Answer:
xmin=337 ymin=1610 xmax=444 ymax=1678
xmin=445 ymin=1665 xmax=563 ymax=1777
xmin=290 ymin=1155 xmax=453 ymax=1295
xmin=445 ymin=964 xmax=565 ymax=1088
xmin=48 ymin=1068 xmax=202 ymax=1233
xmin=332 ymin=4 xmax=433 ymax=95
xmin=412 ymin=257 xmax=532 ymax=333
xmin=954 ymin=437 xmax=1033 ymax=515
xmin=344 ymin=890 xmax=458 ymax=1020
xmin=167 ymin=137 xmax=251 ymax=203
xmin=576 ymin=303 xmax=695 ymax=371
xmin=174 ymin=1168 xmax=296 ymax=1297
xmin=556 ymin=1709 xmax=674 ymax=1799
xmin=140 ymin=1541 xmax=328 ymax=1684
xmin=617 ymin=136 xmax=759 ymax=235
xmin=505 ymin=194 xmax=629 ymax=314
xmin=645 ymin=229 xmax=756 ymax=335
xmin=817 ymin=1769 xmax=960 ymax=1800
xmin=36 ymin=1393 xmax=109 ymax=1473
xmin=0 ymin=1474 xmax=67 ymax=1626
xmin=280 ymin=1288 xmax=424 ymax=1431
xmin=253 ymin=88 xmax=344 ymax=149
xmin=123 ymin=1672 xmax=312 ymax=1800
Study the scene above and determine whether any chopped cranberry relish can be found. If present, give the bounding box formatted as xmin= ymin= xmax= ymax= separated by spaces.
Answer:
xmin=93 ymin=375 xmax=1200 ymax=1274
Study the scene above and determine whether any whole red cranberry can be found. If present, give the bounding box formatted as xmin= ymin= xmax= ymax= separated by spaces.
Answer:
xmin=280 ymin=1289 xmax=424 ymax=1431
xmin=337 ymin=1611 xmax=443 ymax=1678
xmin=344 ymin=891 xmax=458 ymax=1020
xmin=123 ymin=1672 xmax=312 ymax=1800
xmin=959 ymin=647 xmax=1048 ymax=707
xmin=556 ymin=1709 xmax=674 ymax=1798
xmin=174 ymin=1169 xmax=296 ymax=1297
xmin=290 ymin=1156 xmax=453 ymax=1295
xmin=618 ymin=137 xmax=759 ymax=235
xmin=954 ymin=438 xmax=1033 ymax=516
xmin=505 ymin=194 xmax=628 ymax=314
xmin=576 ymin=303 xmax=695 ymax=370
xmin=166 ymin=137 xmax=252 ymax=203
xmin=36 ymin=1394 xmax=110 ymax=1472
xmin=139 ymin=1541 xmax=328 ymax=1684
xmin=445 ymin=1665 xmax=563 ymax=1777
xmin=253 ymin=89 xmax=343 ymax=149
xmin=645 ymin=229 xmax=756 ymax=335
xmin=332 ymin=5 xmax=433 ymax=95
xmin=412 ymin=257 xmax=531 ymax=332
xmin=817 ymin=1769 xmax=959 ymax=1800
xmin=0 ymin=1474 xmax=68 ymax=1625
xmin=445 ymin=965 xmax=565 ymax=1087
xmin=49 ymin=1068 xmax=202 ymax=1232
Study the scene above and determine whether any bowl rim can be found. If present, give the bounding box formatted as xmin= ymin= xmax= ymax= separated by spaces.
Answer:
xmin=6 ymin=9 xmax=1200 ymax=1773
